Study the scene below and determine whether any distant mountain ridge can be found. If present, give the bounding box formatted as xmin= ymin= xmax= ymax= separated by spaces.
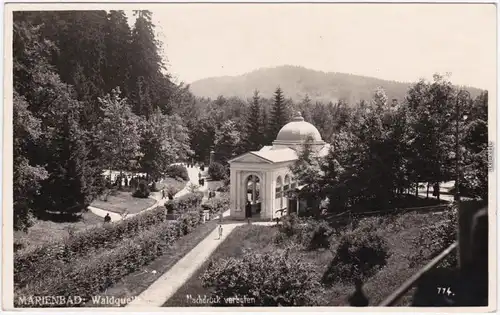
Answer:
xmin=189 ymin=65 xmax=484 ymax=104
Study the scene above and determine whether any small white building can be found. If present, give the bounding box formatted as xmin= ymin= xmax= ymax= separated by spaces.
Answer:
xmin=228 ymin=112 xmax=331 ymax=220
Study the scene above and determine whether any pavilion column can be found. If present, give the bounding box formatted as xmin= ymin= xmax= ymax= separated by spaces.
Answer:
xmin=230 ymin=168 xmax=238 ymax=214
xmin=252 ymin=175 xmax=256 ymax=203
xmin=265 ymin=172 xmax=275 ymax=220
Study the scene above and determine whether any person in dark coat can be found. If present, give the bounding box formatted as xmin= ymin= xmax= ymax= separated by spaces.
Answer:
xmin=433 ymin=182 xmax=440 ymax=197
xmin=245 ymin=201 xmax=252 ymax=223
xmin=104 ymin=213 xmax=111 ymax=223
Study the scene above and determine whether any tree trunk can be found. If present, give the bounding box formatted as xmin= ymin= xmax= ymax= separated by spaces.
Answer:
xmin=119 ymin=170 xmax=123 ymax=190
xmin=436 ymin=182 xmax=440 ymax=200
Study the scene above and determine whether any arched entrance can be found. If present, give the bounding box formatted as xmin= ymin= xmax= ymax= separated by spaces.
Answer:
xmin=243 ymin=174 xmax=262 ymax=218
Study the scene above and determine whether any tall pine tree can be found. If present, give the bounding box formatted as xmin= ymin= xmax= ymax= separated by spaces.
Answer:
xmin=244 ymin=90 xmax=263 ymax=151
xmin=104 ymin=10 xmax=132 ymax=97
xmin=269 ymin=87 xmax=289 ymax=141
xmin=129 ymin=10 xmax=173 ymax=118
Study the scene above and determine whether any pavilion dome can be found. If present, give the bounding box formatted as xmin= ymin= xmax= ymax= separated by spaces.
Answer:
xmin=275 ymin=112 xmax=323 ymax=143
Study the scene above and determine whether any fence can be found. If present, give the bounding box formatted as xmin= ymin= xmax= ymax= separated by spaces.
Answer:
xmin=326 ymin=204 xmax=448 ymax=222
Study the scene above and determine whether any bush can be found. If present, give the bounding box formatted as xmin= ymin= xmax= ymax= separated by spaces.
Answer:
xmin=132 ymin=180 xmax=150 ymax=198
xmin=201 ymin=193 xmax=230 ymax=216
xmin=308 ymin=220 xmax=335 ymax=250
xmin=165 ymin=192 xmax=204 ymax=213
xmin=322 ymin=221 xmax=390 ymax=285
xmin=14 ymin=211 xmax=205 ymax=306
xmin=275 ymin=214 xmax=334 ymax=250
xmin=164 ymin=165 xmax=189 ymax=181
xmin=14 ymin=192 xmax=204 ymax=290
xmin=278 ymin=213 xmax=302 ymax=237
xmin=207 ymin=162 xmax=227 ymax=181
xmin=200 ymin=249 xmax=325 ymax=306
xmin=216 ymin=184 xmax=229 ymax=193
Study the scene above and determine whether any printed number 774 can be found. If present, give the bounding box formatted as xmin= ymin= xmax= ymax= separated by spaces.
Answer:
xmin=437 ymin=287 xmax=454 ymax=296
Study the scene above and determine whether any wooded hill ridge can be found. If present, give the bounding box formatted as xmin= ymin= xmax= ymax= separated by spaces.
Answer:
xmin=189 ymin=65 xmax=484 ymax=104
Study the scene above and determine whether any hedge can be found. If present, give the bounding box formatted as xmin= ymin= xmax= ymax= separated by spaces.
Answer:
xmin=14 ymin=192 xmax=204 ymax=290
xmin=165 ymin=191 xmax=204 ymax=214
xmin=15 ymin=211 xmax=204 ymax=306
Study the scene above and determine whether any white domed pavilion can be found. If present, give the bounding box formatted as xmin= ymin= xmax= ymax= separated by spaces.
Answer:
xmin=228 ymin=112 xmax=331 ymax=220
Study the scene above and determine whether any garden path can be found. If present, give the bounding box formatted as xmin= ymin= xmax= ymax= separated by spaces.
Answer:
xmin=89 ymin=164 xmax=206 ymax=222
xmin=126 ymin=221 xmax=275 ymax=308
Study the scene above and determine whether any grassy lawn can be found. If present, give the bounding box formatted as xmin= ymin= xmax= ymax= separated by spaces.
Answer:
xmin=164 ymin=224 xmax=283 ymax=306
xmin=91 ymin=190 xmax=156 ymax=214
xmin=14 ymin=211 xmax=103 ymax=248
xmin=323 ymin=211 xmax=448 ymax=306
xmin=15 ymin=177 xmax=187 ymax=255
xmin=156 ymin=177 xmax=186 ymax=194
xmin=84 ymin=220 xmax=219 ymax=307
xmin=90 ymin=177 xmax=185 ymax=215
xmin=165 ymin=211 xmax=449 ymax=307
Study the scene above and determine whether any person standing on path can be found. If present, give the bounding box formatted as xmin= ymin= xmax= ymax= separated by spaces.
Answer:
xmin=245 ymin=201 xmax=252 ymax=224
xmin=104 ymin=213 xmax=111 ymax=223
xmin=218 ymin=224 xmax=223 ymax=240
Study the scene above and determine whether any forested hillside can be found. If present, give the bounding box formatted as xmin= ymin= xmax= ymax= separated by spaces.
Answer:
xmin=189 ymin=65 xmax=484 ymax=104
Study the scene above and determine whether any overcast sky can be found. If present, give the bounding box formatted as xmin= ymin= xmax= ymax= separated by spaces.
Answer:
xmin=122 ymin=4 xmax=496 ymax=89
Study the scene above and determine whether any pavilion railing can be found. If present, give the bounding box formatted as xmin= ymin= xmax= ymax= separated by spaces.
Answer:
xmin=377 ymin=241 xmax=458 ymax=306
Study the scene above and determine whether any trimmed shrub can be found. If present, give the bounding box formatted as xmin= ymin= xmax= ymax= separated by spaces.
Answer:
xmin=322 ymin=221 xmax=390 ymax=285
xmin=200 ymin=249 xmax=325 ymax=306
xmin=164 ymin=165 xmax=189 ymax=181
xmin=207 ymin=162 xmax=228 ymax=181
xmin=14 ymin=211 xmax=204 ymax=306
xmin=132 ymin=179 xmax=150 ymax=198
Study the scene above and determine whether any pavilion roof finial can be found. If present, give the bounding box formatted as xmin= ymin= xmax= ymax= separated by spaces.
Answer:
xmin=292 ymin=111 xmax=304 ymax=122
